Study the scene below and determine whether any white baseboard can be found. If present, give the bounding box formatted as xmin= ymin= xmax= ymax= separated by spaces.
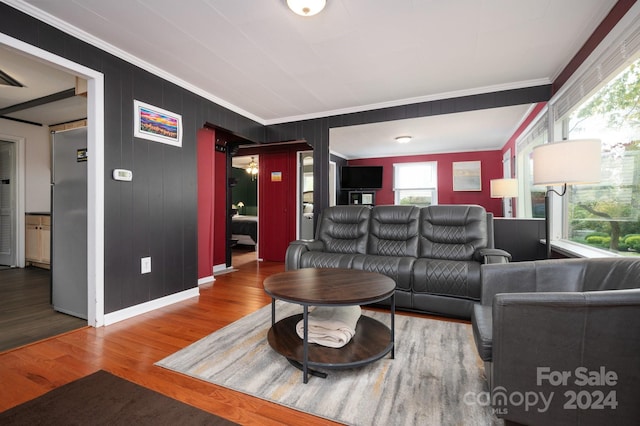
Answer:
xmin=213 ymin=263 xmax=228 ymax=273
xmin=103 ymin=287 xmax=200 ymax=326
xmin=198 ymin=275 xmax=215 ymax=285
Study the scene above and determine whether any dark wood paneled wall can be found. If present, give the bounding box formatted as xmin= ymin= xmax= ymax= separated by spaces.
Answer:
xmin=0 ymin=4 xmax=263 ymax=314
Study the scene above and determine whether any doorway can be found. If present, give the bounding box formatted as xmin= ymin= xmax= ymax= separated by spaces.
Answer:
xmin=0 ymin=140 xmax=16 ymax=267
xmin=298 ymin=151 xmax=314 ymax=240
xmin=1 ymin=33 xmax=105 ymax=328
xmin=230 ymin=155 xmax=259 ymax=265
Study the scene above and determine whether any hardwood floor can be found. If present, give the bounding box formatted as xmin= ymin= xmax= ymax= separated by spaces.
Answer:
xmin=231 ymin=246 xmax=258 ymax=268
xmin=0 ymin=256 xmax=464 ymax=424
xmin=0 ymin=267 xmax=87 ymax=352
xmin=0 ymin=258 xmax=343 ymax=425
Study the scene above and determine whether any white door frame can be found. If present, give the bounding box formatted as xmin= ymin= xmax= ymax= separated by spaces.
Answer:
xmin=502 ymin=149 xmax=513 ymax=217
xmin=1 ymin=33 xmax=105 ymax=327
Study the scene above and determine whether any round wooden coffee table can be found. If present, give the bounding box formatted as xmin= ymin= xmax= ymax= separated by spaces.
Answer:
xmin=263 ymin=268 xmax=395 ymax=383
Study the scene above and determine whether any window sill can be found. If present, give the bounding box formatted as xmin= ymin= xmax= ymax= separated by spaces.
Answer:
xmin=550 ymin=240 xmax=621 ymax=259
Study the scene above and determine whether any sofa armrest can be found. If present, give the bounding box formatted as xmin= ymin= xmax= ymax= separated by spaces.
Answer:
xmin=471 ymin=304 xmax=493 ymax=362
xmin=284 ymin=240 xmax=325 ymax=270
xmin=491 ymin=289 xmax=640 ymax=425
xmin=474 ymin=248 xmax=511 ymax=264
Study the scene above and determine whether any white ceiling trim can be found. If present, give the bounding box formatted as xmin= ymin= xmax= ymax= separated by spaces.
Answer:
xmin=329 ymin=145 xmax=506 ymax=161
xmin=509 ymin=102 xmax=539 ymax=140
xmin=4 ymin=0 xmax=266 ymax=124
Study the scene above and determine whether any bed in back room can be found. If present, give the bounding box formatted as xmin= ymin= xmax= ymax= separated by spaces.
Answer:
xmin=232 ymin=214 xmax=257 ymax=246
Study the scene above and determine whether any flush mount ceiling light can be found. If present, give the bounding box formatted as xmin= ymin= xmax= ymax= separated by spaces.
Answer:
xmin=287 ymin=0 xmax=326 ymax=16
xmin=395 ymin=136 xmax=412 ymax=144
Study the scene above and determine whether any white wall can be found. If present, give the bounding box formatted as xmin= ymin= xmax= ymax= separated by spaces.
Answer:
xmin=0 ymin=118 xmax=50 ymax=212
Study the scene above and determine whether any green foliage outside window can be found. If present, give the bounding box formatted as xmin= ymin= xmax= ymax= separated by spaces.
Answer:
xmin=568 ymin=58 xmax=640 ymax=256
xmin=399 ymin=195 xmax=431 ymax=207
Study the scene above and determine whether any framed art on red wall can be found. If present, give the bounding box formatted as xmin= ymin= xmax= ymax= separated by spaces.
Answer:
xmin=452 ymin=161 xmax=482 ymax=191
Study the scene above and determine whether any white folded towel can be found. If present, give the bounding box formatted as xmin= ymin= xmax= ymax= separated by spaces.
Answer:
xmin=295 ymin=305 xmax=362 ymax=348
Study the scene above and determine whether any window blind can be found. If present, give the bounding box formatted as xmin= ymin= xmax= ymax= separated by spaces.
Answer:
xmin=552 ymin=11 xmax=640 ymax=121
xmin=516 ymin=110 xmax=548 ymax=152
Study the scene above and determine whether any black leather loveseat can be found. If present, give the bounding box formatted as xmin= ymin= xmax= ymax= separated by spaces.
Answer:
xmin=472 ymin=257 xmax=640 ymax=425
xmin=285 ymin=204 xmax=510 ymax=319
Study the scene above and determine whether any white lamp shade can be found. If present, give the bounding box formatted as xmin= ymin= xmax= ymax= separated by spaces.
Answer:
xmin=287 ymin=0 xmax=326 ymax=16
xmin=532 ymin=139 xmax=602 ymax=186
xmin=490 ymin=178 xmax=519 ymax=198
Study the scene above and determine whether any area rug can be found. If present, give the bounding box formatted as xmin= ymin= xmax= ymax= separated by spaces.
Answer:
xmin=0 ymin=370 xmax=237 ymax=425
xmin=157 ymin=302 xmax=502 ymax=426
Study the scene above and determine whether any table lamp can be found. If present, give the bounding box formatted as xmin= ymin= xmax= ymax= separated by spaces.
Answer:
xmin=490 ymin=178 xmax=519 ymax=217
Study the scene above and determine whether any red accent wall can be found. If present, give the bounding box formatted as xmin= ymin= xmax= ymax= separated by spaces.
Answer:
xmin=348 ymin=150 xmax=504 ymax=215
xmin=258 ymin=150 xmax=297 ymax=261
xmin=197 ymin=128 xmax=215 ymax=279
xmin=214 ymin=147 xmax=227 ymax=267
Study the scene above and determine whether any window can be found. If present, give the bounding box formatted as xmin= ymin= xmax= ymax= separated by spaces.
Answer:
xmin=563 ymin=57 xmax=640 ymax=256
xmin=516 ymin=112 xmax=548 ymax=219
xmin=516 ymin=10 xmax=640 ymax=257
xmin=393 ymin=162 xmax=437 ymax=206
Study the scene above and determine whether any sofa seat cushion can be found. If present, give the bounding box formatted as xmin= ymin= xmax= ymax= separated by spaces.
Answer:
xmin=412 ymin=258 xmax=481 ymax=299
xmin=299 ymin=252 xmax=357 ymax=269
xmin=471 ymin=304 xmax=492 ymax=361
xmin=351 ymin=255 xmax=413 ymax=290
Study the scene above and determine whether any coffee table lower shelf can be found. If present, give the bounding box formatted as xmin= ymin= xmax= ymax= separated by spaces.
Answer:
xmin=267 ymin=313 xmax=393 ymax=371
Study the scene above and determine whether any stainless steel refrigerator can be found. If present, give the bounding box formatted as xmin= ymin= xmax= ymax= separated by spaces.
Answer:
xmin=51 ymin=127 xmax=88 ymax=319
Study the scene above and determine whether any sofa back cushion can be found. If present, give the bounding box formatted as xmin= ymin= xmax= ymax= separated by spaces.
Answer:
xmin=581 ymin=257 xmax=640 ymax=291
xmin=367 ymin=205 xmax=420 ymax=257
xmin=317 ymin=205 xmax=370 ymax=254
xmin=418 ymin=205 xmax=487 ymax=260
xmin=520 ymin=260 xmax=585 ymax=293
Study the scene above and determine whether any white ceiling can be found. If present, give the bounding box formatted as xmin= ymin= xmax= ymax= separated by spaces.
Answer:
xmin=0 ymin=46 xmax=87 ymax=125
xmin=1 ymin=0 xmax=619 ymax=157
xmin=330 ymin=104 xmax=533 ymax=158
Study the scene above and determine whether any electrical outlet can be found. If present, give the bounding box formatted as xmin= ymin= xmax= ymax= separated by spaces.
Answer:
xmin=141 ymin=257 xmax=151 ymax=274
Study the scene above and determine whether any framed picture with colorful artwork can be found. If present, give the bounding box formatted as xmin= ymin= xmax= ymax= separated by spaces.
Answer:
xmin=133 ymin=100 xmax=182 ymax=147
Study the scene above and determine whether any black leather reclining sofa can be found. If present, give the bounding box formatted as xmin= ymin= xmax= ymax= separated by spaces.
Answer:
xmin=285 ymin=204 xmax=510 ymax=319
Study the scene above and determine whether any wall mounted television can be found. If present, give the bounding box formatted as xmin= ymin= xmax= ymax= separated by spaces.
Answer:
xmin=340 ymin=165 xmax=383 ymax=189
